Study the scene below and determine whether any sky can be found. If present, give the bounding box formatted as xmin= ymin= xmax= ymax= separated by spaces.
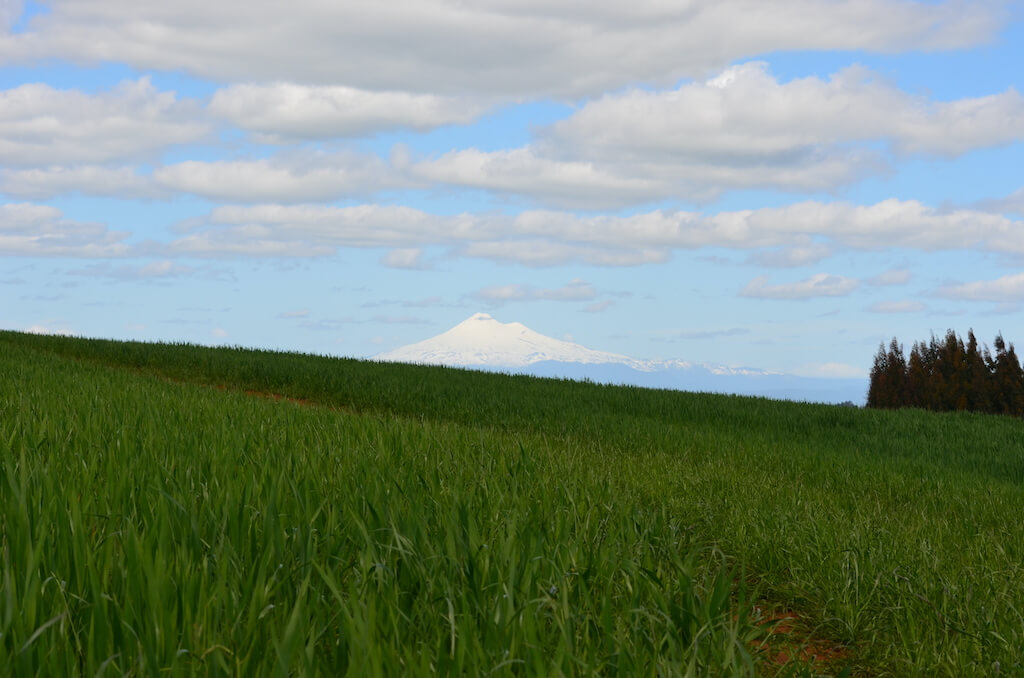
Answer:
xmin=2 ymin=0 xmax=1024 ymax=379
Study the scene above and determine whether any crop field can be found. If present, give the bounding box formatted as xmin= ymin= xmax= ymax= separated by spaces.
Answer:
xmin=2 ymin=330 xmax=1024 ymax=676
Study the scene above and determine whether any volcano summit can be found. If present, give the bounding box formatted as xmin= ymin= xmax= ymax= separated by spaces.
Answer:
xmin=374 ymin=313 xmax=866 ymax=404
xmin=374 ymin=312 xmax=649 ymax=369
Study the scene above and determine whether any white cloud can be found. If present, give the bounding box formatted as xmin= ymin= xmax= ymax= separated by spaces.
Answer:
xmin=936 ymin=273 xmax=1024 ymax=302
xmin=746 ymin=243 xmax=832 ymax=267
xmin=167 ymin=233 xmax=333 ymax=259
xmin=703 ymin=200 xmax=1022 ymax=253
xmin=0 ymin=166 xmax=161 ymax=199
xmin=0 ymin=1 xmax=22 ymax=33
xmin=504 ymin=200 xmax=1024 ymax=255
xmin=0 ymin=78 xmax=208 ymax=167
xmin=414 ymin=63 xmax=1024 ymax=205
xmin=168 ymin=204 xmax=483 ymax=257
xmin=410 ymin=147 xmax=674 ymax=209
xmin=0 ymin=1 xmax=999 ymax=98
xmin=68 ymin=260 xmax=195 ymax=280
xmin=457 ymin=240 xmax=669 ymax=267
xmin=161 ymin=198 xmax=1024 ymax=267
xmin=153 ymin=151 xmax=401 ymax=203
xmin=868 ymin=268 xmax=912 ymax=286
xmin=380 ymin=248 xmax=428 ymax=270
xmin=411 ymin=144 xmax=876 ymax=208
xmin=980 ymin=186 xmax=1024 ymax=217
xmin=474 ymin=279 xmax=597 ymax=304
xmin=210 ymin=83 xmax=489 ymax=140
xmin=741 ymin=273 xmax=859 ymax=299
xmin=549 ymin=63 xmax=1024 ymax=160
xmin=866 ymin=300 xmax=925 ymax=313
xmin=0 ymin=202 xmax=130 ymax=257
xmin=135 ymin=260 xmax=191 ymax=278
xmin=211 ymin=328 xmax=228 ymax=338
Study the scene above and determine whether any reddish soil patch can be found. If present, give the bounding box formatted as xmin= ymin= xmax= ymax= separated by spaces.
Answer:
xmin=243 ymin=390 xmax=324 ymax=408
xmin=201 ymin=380 xmax=332 ymax=410
xmin=752 ymin=608 xmax=852 ymax=673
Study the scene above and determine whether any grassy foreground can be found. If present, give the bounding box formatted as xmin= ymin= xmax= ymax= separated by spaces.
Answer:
xmin=2 ymin=331 xmax=1024 ymax=676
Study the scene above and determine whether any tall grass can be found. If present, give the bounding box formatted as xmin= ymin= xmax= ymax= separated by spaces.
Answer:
xmin=4 ymin=330 xmax=1024 ymax=675
xmin=0 ymin=338 xmax=759 ymax=676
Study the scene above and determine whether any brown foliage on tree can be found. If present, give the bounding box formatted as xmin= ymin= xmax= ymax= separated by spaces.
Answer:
xmin=866 ymin=330 xmax=1024 ymax=416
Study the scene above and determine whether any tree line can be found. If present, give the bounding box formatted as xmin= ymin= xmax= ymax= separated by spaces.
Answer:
xmin=867 ymin=330 xmax=1024 ymax=416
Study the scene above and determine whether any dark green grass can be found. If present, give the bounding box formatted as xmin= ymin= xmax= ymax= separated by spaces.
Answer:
xmin=3 ymin=330 xmax=1024 ymax=675
xmin=0 ymin=337 xmax=757 ymax=676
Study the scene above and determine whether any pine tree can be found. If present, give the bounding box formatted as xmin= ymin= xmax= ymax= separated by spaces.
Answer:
xmin=885 ymin=338 xmax=907 ymax=408
xmin=943 ymin=330 xmax=968 ymax=411
xmin=992 ymin=334 xmax=1013 ymax=415
xmin=1002 ymin=342 xmax=1024 ymax=416
xmin=965 ymin=330 xmax=992 ymax=413
xmin=923 ymin=334 xmax=946 ymax=411
xmin=867 ymin=342 xmax=890 ymax=408
xmin=867 ymin=330 xmax=1024 ymax=417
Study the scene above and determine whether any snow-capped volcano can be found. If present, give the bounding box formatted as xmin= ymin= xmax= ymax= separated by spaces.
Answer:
xmin=373 ymin=312 xmax=764 ymax=375
xmin=374 ymin=313 xmax=867 ymax=404
xmin=374 ymin=312 xmax=650 ymax=369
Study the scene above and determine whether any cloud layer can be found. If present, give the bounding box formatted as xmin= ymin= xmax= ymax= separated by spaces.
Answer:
xmin=937 ymin=273 xmax=1024 ymax=302
xmin=209 ymin=84 xmax=489 ymax=140
xmin=0 ymin=78 xmax=207 ymax=166
xmin=2 ymin=1 xmax=999 ymax=98
xmin=741 ymin=273 xmax=860 ymax=299
xmin=414 ymin=63 xmax=1024 ymax=205
xmin=150 ymin=197 xmax=1024 ymax=267
xmin=474 ymin=279 xmax=597 ymax=304
xmin=0 ymin=203 xmax=129 ymax=257
xmin=1 ymin=0 xmax=1020 ymax=374
xmin=7 ymin=192 xmax=1022 ymax=267
xmin=2 ymin=63 xmax=1021 ymax=210
xmin=153 ymin=152 xmax=403 ymax=203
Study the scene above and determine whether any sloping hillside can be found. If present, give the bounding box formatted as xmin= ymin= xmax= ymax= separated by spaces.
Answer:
xmin=3 ymin=330 xmax=1024 ymax=676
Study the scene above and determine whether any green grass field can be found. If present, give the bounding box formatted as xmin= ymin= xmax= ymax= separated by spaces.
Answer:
xmin=2 ymin=330 xmax=1023 ymax=676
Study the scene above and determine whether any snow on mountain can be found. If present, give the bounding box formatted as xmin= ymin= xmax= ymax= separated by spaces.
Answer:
xmin=374 ymin=312 xmax=650 ymax=369
xmin=373 ymin=312 xmax=770 ymax=375
xmin=374 ymin=313 xmax=867 ymax=404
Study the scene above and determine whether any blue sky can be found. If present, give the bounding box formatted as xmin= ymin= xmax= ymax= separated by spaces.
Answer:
xmin=2 ymin=0 xmax=1024 ymax=379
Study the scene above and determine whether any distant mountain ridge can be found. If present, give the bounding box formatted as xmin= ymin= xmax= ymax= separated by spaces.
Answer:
xmin=374 ymin=313 xmax=866 ymax=404
xmin=374 ymin=312 xmax=773 ymax=376
xmin=375 ymin=312 xmax=645 ymax=368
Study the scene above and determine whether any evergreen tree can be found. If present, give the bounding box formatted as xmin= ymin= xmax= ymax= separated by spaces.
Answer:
xmin=885 ymin=338 xmax=907 ymax=408
xmin=992 ymin=334 xmax=1012 ymax=415
xmin=993 ymin=337 xmax=1024 ymax=416
xmin=906 ymin=342 xmax=928 ymax=409
xmin=942 ymin=330 xmax=968 ymax=411
xmin=965 ymin=330 xmax=992 ymax=413
xmin=866 ymin=329 xmax=1024 ymax=417
xmin=923 ymin=334 xmax=945 ymax=411
xmin=867 ymin=342 xmax=890 ymax=408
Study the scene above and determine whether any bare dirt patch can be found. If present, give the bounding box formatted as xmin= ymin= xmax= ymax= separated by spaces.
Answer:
xmin=752 ymin=608 xmax=854 ymax=676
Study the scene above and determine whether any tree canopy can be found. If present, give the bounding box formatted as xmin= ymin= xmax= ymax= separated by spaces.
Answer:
xmin=867 ymin=330 xmax=1024 ymax=416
